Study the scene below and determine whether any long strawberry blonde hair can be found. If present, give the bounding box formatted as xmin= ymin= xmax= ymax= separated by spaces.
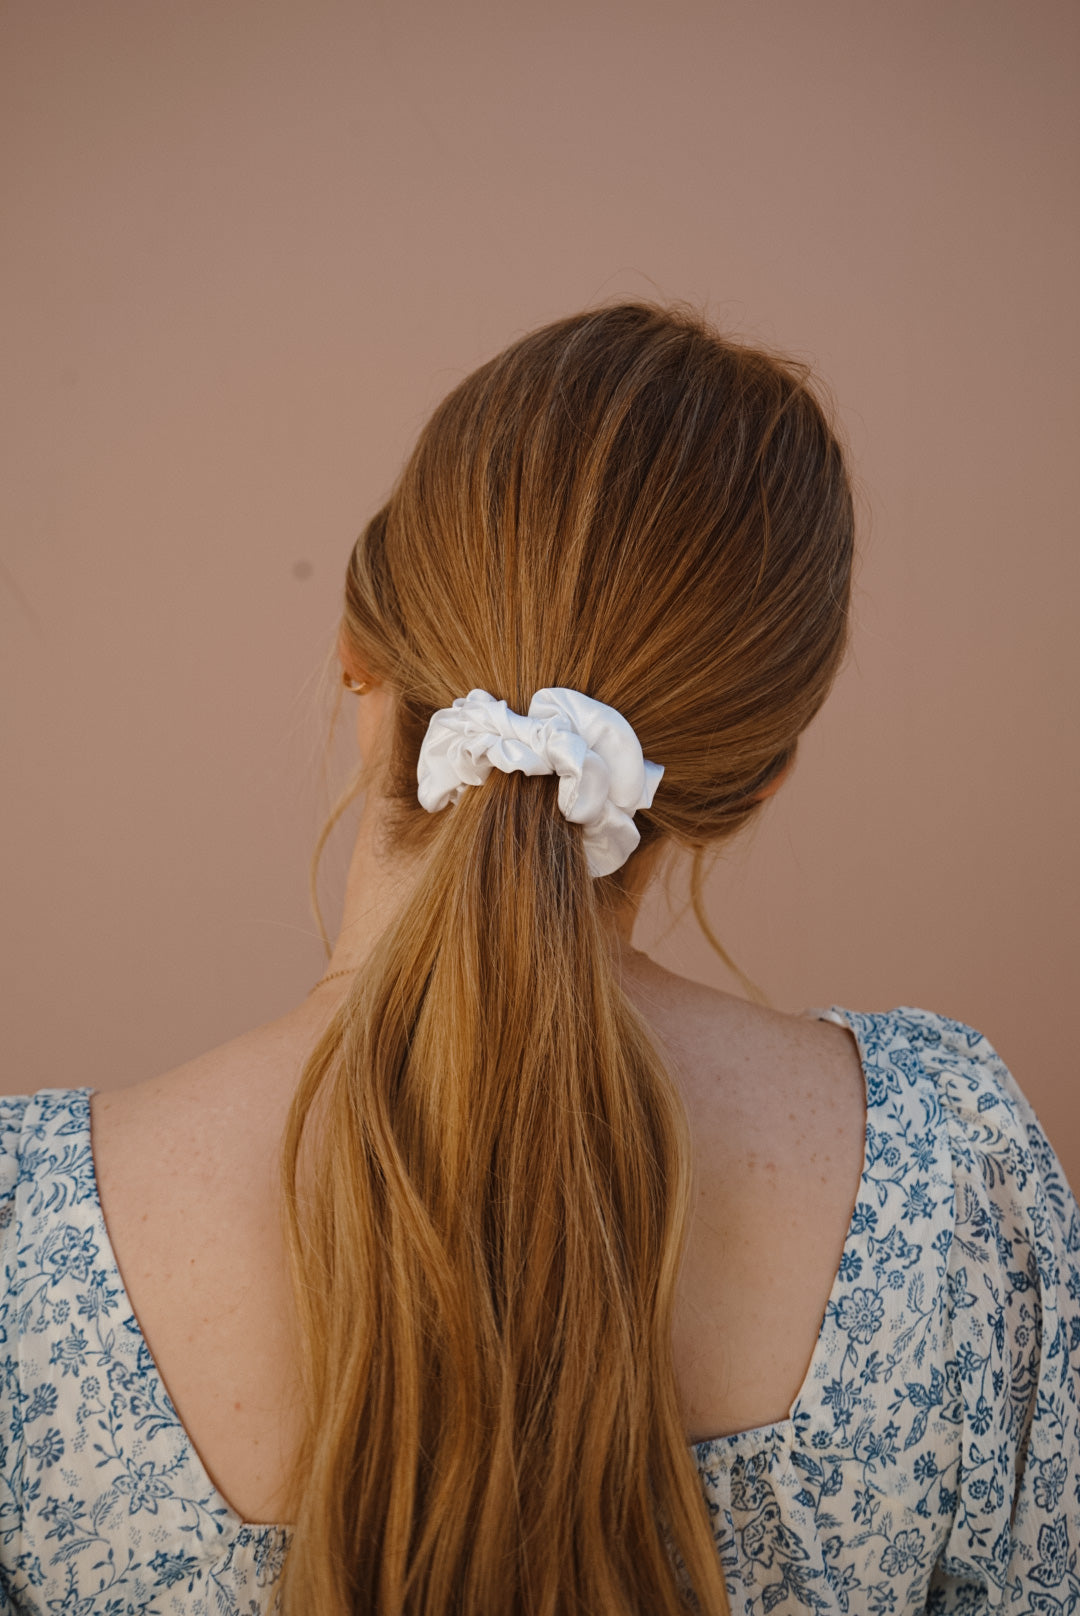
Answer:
xmin=278 ymin=302 xmax=856 ymax=1613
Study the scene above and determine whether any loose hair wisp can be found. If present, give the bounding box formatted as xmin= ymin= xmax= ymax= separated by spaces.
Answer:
xmin=278 ymin=302 xmax=856 ymax=1614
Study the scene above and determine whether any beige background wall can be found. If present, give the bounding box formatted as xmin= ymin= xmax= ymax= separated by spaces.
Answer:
xmin=2 ymin=2 xmax=1077 ymax=1183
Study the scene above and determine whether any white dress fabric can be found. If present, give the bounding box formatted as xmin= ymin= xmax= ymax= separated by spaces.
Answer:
xmin=0 ymin=1005 xmax=1076 ymax=1614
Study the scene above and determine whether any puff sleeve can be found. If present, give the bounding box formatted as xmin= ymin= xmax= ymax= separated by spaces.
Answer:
xmin=920 ymin=1016 xmax=1080 ymax=1611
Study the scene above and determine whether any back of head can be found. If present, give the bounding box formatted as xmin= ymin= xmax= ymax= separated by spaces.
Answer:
xmin=280 ymin=301 xmax=855 ymax=1614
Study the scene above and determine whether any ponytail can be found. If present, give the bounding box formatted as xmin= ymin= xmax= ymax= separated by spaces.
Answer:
xmin=280 ymin=767 xmax=729 ymax=1610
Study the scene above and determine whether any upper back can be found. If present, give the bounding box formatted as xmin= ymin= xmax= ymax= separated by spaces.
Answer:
xmin=81 ymin=971 xmax=869 ymax=1523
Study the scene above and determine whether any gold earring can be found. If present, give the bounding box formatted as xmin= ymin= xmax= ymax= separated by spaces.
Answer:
xmin=342 ymin=670 xmax=371 ymax=695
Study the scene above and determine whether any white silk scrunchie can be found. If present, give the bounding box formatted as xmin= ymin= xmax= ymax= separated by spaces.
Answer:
xmin=416 ymin=687 xmax=664 ymax=878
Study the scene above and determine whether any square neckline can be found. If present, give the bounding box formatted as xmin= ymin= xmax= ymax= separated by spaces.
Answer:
xmin=72 ymin=1003 xmax=870 ymax=1521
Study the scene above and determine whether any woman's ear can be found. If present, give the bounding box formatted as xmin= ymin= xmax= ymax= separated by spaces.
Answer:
xmin=754 ymin=756 xmax=793 ymax=803
xmin=337 ymin=623 xmax=379 ymax=690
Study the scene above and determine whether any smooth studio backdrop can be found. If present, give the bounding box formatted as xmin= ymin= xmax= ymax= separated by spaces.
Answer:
xmin=2 ymin=1 xmax=1078 ymax=1186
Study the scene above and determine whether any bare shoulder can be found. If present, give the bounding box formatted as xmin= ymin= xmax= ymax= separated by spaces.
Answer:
xmin=89 ymin=1008 xmax=318 ymax=1197
xmin=620 ymin=959 xmax=865 ymax=1163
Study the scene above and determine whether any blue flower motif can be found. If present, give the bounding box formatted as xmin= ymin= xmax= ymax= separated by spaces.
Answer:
xmin=953 ymin=1340 xmax=981 ymax=1383
xmin=148 ymin=1548 xmax=202 ymax=1589
xmin=835 ymin=1287 xmax=884 ymax=1344
xmin=863 ymin=1418 xmax=901 ymax=1470
xmin=112 ymin=1460 xmax=174 ymax=1516
xmin=254 ymin=1531 xmax=288 ymax=1585
xmin=75 ymin=1269 xmax=120 ymax=1321
xmin=42 ymin=1225 xmax=99 ymax=1286
xmin=838 ymin=1248 xmax=863 ymax=1281
xmin=27 ymin=1428 xmax=64 ymax=1471
xmin=25 ymin=1382 xmax=58 ymax=1421
xmin=823 ymin=1376 xmax=860 ymax=1427
xmin=39 ymin=1492 xmax=86 ymax=1542
xmin=900 ymin=1180 xmax=937 ymax=1224
xmin=1032 ymin=1517 xmax=1070 ymax=1586
xmin=879 ymin=1528 xmax=927 ymax=1575
xmin=947 ymin=1265 xmax=976 ymax=1311
xmin=47 ymin=1323 xmax=88 ymax=1378
xmin=1032 ymin=1453 xmax=1068 ymax=1513
xmin=859 ymin=1350 xmax=883 ymax=1386
xmin=852 ymin=1484 xmax=879 ymax=1525
xmin=871 ymin=1225 xmax=921 ymax=1271
xmin=970 ymin=1394 xmax=993 ymax=1437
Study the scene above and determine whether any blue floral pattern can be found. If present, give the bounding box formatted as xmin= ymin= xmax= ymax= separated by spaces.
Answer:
xmin=0 ymin=1005 xmax=1076 ymax=1613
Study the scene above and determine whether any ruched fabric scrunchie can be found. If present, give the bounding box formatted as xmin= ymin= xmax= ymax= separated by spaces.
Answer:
xmin=416 ymin=687 xmax=664 ymax=878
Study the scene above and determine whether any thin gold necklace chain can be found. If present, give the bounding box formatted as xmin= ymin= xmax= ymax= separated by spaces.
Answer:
xmin=309 ymin=966 xmax=357 ymax=994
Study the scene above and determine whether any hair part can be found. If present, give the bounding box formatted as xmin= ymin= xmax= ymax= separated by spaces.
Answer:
xmin=279 ymin=300 xmax=855 ymax=1613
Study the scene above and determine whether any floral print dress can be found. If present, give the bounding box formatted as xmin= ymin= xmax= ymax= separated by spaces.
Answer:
xmin=0 ymin=1005 xmax=1077 ymax=1614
